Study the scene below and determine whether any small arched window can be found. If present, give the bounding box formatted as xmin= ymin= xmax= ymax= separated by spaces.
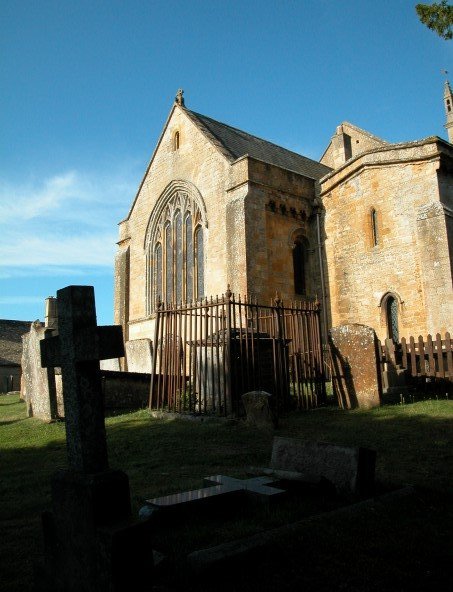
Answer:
xmin=370 ymin=207 xmax=379 ymax=247
xmin=173 ymin=131 xmax=180 ymax=151
xmin=386 ymin=296 xmax=399 ymax=342
xmin=293 ymin=236 xmax=307 ymax=296
xmin=381 ymin=292 xmax=400 ymax=343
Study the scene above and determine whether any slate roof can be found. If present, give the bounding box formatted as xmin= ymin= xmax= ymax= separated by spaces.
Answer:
xmin=0 ymin=320 xmax=34 ymax=367
xmin=185 ymin=109 xmax=332 ymax=180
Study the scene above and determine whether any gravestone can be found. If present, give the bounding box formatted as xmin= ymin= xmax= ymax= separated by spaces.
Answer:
xmin=21 ymin=320 xmax=59 ymax=421
xmin=36 ymin=286 xmax=153 ymax=592
xmin=329 ymin=324 xmax=382 ymax=409
xmin=125 ymin=338 xmax=153 ymax=373
xmin=241 ymin=391 xmax=276 ymax=428
xmin=270 ymin=436 xmax=376 ymax=496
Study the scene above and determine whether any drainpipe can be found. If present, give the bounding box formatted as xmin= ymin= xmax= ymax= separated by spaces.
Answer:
xmin=313 ymin=197 xmax=329 ymax=346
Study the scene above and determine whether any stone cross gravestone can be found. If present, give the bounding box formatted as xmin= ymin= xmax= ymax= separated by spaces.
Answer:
xmin=40 ymin=285 xmax=124 ymax=473
xmin=37 ymin=286 xmax=153 ymax=592
xmin=141 ymin=475 xmax=285 ymax=521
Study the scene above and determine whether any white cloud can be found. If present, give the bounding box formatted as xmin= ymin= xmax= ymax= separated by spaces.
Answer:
xmin=0 ymin=296 xmax=45 ymax=305
xmin=0 ymin=165 xmax=138 ymax=271
xmin=0 ymin=172 xmax=78 ymax=222
xmin=0 ymin=234 xmax=117 ymax=267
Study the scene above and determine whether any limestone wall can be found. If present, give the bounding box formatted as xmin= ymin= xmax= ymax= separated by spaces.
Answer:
xmin=321 ymin=139 xmax=453 ymax=341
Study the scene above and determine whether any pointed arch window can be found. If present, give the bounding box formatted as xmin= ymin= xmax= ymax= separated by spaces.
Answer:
xmin=195 ymin=226 xmax=205 ymax=298
xmin=147 ymin=189 xmax=206 ymax=311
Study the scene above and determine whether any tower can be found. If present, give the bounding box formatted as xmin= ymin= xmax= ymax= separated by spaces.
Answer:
xmin=444 ymin=80 xmax=453 ymax=143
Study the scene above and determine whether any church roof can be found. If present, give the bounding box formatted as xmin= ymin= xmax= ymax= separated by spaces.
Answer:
xmin=185 ymin=109 xmax=332 ymax=180
xmin=0 ymin=319 xmax=33 ymax=367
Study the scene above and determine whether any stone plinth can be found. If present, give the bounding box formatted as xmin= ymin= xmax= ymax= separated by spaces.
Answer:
xmin=329 ymin=324 xmax=382 ymax=409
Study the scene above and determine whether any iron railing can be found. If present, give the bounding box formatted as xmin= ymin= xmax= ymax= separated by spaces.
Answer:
xmin=149 ymin=288 xmax=326 ymax=417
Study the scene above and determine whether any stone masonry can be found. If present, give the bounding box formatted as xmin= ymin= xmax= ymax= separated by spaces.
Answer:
xmin=116 ymin=89 xmax=452 ymax=365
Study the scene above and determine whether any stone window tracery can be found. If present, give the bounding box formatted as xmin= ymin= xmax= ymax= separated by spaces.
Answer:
xmin=147 ymin=187 xmax=206 ymax=312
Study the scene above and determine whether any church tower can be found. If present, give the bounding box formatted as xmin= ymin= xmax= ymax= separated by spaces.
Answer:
xmin=444 ymin=80 xmax=453 ymax=143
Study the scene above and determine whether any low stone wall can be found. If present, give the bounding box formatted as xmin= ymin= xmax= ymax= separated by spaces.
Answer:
xmin=0 ymin=367 xmax=21 ymax=393
xmin=101 ymin=370 xmax=150 ymax=410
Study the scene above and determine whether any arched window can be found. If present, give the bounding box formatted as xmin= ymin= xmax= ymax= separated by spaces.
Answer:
xmin=292 ymin=236 xmax=307 ymax=296
xmin=386 ymin=296 xmax=399 ymax=342
xmin=147 ymin=187 xmax=206 ymax=310
xmin=381 ymin=292 xmax=400 ymax=343
xmin=370 ymin=207 xmax=379 ymax=247
xmin=173 ymin=131 xmax=180 ymax=151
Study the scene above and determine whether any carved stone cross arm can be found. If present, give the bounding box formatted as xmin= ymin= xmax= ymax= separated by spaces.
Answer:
xmin=39 ymin=286 xmax=125 ymax=474
xmin=41 ymin=325 xmax=124 ymax=368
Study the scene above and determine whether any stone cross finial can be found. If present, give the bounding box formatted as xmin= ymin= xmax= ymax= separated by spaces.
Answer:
xmin=175 ymin=88 xmax=185 ymax=106
xmin=40 ymin=286 xmax=124 ymax=474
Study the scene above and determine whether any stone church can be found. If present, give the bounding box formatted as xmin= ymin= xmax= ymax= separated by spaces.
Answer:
xmin=114 ymin=85 xmax=453 ymax=361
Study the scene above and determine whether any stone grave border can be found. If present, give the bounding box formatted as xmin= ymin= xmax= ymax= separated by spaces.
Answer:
xmin=154 ymin=485 xmax=416 ymax=579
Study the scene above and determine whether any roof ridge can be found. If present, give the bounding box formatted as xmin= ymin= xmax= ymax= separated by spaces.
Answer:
xmin=183 ymin=109 xmax=237 ymax=161
xmin=186 ymin=108 xmax=330 ymax=168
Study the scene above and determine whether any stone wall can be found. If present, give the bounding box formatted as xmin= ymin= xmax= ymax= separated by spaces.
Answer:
xmin=320 ymin=122 xmax=387 ymax=169
xmin=101 ymin=370 xmax=150 ymax=410
xmin=321 ymin=139 xmax=453 ymax=341
xmin=0 ymin=366 xmax=21 ymax=393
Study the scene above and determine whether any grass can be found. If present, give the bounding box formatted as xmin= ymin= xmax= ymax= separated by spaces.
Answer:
xmin=1 ymin=393 xmax=452 ymax=591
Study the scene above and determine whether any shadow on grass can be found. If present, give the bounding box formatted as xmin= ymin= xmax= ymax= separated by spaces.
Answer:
xmin=1 ymin=398 xmax=452 ymax=592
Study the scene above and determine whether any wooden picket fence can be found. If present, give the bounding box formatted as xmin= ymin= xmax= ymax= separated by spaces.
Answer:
xmin=381 ymin=332 xmax=453 ymax=384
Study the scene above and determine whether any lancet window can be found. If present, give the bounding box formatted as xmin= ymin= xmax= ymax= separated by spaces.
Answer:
xmin=147 ymin=189 xmax=206 ymax=311
xmin=370 ymin=207 xmax=379 ymax=247
xmin=292 ymin=235 xmax=308 ymax=296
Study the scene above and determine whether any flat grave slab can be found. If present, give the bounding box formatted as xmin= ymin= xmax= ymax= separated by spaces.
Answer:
xmin=144 ymin=475 xmax=285 ymax=514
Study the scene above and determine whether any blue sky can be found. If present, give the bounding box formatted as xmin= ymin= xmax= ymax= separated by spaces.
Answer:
xmin=1 ymin=0 xmax=451 ymax=325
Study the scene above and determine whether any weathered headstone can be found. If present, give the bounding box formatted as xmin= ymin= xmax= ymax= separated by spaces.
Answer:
xmin=21 ymin=320 xmax=59 ymax=421
xmin=329 ymin=324 xmax=382 ymax=409
xmin=36 ymin=286 xmax=153 ymax=592
xmin=125 ymin=338 xmax=153 ymax=373
xmin=241 ymin=391 xmax=276 ymax=428
xmin=270 ymin=436 xmax=376 ymax=496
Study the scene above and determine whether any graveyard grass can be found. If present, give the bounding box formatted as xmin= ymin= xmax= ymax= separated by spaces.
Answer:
xmin=1 ymin=393 xmax=452 ymax=591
